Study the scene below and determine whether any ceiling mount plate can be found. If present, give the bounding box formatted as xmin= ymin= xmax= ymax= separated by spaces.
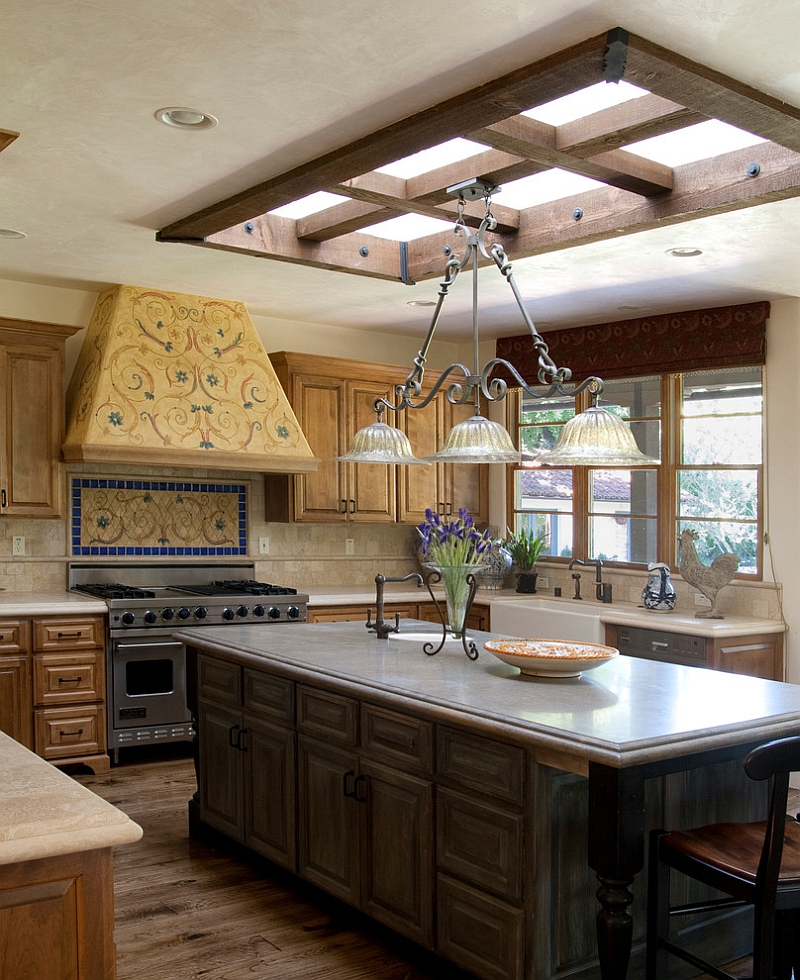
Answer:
xmin=446 ymin=178 xmax=501 ymax=201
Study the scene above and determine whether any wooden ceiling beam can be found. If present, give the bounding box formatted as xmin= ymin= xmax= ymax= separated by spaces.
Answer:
xmin=405 ymin=142 xmax=800 ymax=279
xmin=621 ymin=32 xmax=800 ymax=151
xmin=556 ymin=92 xmax=708 ymax=155
xmin=158 ymin=31 xmax=609 ymax=241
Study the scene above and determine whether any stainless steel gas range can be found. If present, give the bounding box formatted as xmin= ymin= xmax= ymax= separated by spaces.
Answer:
xmin=69 ymin=562 xmax=309 ymax=762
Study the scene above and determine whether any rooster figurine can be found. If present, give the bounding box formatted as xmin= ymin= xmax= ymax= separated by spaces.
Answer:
xmin=679 ymin=528 xmax=739 ymax=619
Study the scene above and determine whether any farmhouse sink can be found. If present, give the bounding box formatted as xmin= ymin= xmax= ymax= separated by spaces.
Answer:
xmin=490 ymin=597 xmax=606 ymax=644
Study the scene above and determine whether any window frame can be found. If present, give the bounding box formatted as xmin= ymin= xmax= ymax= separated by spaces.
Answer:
xmin=506 ymin=369 xmax=763 ymax=578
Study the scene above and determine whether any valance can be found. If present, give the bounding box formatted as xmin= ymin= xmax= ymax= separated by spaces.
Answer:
xmin=495 ymin=302 xmax=769 ymax=385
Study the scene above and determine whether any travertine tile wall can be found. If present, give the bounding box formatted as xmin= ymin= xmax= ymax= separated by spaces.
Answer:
xmin=0 ymin=463 xmax=783 ymax=622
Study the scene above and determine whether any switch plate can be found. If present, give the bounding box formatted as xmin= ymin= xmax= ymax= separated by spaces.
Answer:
xmin=258 ymin=537 xmax=270 ymax=555
xmin=12 ymin=536 xmax=25 ymax=556
xmin=345 ymin=538 xmax=355 ymax=555
xmin=537 ymin=576 xmax=549 ymax=590
xmin=694 ymin=592 xmax=711 ymax=606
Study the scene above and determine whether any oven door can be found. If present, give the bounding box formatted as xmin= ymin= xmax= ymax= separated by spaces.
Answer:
xmin=111 ymin=638 xmax=191 ymax=729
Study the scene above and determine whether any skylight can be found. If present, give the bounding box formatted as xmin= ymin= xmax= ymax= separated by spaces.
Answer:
xmin=360 ymin=213 xmax=453 ymax=241
xmin=269 ymin=191 xmax=346 ymax=219
xmin=524 ymin=80 xmax=648 ymax=124
xmin=376 ymin=138 xmax=486 ymax=178
xmin=626 ymin=120 xmax=766 ymax=166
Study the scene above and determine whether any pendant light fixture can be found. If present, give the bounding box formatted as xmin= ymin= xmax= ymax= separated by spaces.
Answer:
xmin=337 ymin=179 xmax=658 ymax=467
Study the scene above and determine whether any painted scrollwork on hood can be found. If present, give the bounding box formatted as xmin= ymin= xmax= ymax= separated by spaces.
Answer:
xmin=63 ymin=284 xmax=318 ymax=473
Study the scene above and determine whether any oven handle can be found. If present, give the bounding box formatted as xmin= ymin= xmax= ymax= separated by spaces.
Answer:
xmin=114 ymin=640 xmax=185 ymax=654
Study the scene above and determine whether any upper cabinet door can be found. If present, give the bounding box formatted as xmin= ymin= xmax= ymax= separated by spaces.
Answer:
xmin=292 ymin=374 xmax=349 ymax=523
xmin=0 ymin=321 xmax=75 ymax=519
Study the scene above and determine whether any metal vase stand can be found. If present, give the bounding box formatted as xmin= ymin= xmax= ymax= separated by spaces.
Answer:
xmin=423 ymin=568 xmax=480 ymax=660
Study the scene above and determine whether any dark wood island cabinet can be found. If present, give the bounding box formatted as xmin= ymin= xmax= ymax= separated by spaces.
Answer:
xmin=183 ymin=621 xmax=800 ymax=980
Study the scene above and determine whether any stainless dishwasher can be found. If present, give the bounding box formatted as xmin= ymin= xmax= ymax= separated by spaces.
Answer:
xmin=614 ymin=624 xmax=706 ymax=667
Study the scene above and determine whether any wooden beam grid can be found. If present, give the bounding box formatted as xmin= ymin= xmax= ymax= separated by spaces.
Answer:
xmin=164 ymin=28 xmax=800 ymax=282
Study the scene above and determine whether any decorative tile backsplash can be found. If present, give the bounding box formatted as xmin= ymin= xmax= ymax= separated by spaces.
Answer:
xmin=71 ymin=478 xmax=247 ymax=556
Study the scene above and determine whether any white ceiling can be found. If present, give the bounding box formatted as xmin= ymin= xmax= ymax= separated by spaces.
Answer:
xmin=3 ymin=0 xmax=800 ymax=341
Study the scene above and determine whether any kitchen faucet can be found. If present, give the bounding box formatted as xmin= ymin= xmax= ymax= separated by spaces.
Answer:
xmin=366 ymin=572 xmax=424 ymax=639
xmin=568 ymin=559 xmax=604 ymax=601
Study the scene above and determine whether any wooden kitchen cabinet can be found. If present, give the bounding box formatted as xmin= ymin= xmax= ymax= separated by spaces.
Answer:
xmin=0 ymin=318 xmax=78 ymax=519
xmin=197 ymin=657 xmax=297 ymax=869
xmin=0 ymin=618 xmax=32 ymax=748
xmin=32 ymin=615 xmax=108 ymax=770
xmin=265 ymin=352 xmax=488 ymax=525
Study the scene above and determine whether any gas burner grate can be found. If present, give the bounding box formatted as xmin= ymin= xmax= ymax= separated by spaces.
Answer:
xmin=209 ymin=579 xmax=299 ymax=596
xmin=74 ymin=583 xmax=156 ymax=600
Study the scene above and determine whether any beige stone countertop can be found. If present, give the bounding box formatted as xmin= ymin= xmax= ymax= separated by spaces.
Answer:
xmin=304 ymin=585 xmax=783 ymax=636
xmin=490 ymin=595 xmax=786 ymax=637
xmin=0 ymin=591 xmax=108 ymax=616
xmin=0 ymin=732 xmax=142 ymax=865
xmin=180 ymin=620 xmax=800 ymax=770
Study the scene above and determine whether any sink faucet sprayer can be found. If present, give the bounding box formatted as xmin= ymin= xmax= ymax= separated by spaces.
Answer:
xmin=366 ymin=572 xmax=424 ymax=639
xmin=568 ymin=559 xmax=605 ymax=601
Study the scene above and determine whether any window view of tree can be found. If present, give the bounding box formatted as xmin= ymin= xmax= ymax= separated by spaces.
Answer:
xmin=509 ymin=366 xmax=763 ymax=576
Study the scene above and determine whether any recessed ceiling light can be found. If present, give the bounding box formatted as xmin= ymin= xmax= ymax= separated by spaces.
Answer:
xmin=407 ymin=300 xmax=436 ymax=307
xmin=0 ymin=228 xmax=26 ymax=239
xmin=666 ymin=246 xmax=703 ymax=257
xmin=155 ymin=106 xmax=218 ymax=131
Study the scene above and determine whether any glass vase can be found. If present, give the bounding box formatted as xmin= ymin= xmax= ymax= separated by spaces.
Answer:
xmin=432 ymin=564 xmax=475 ymax=637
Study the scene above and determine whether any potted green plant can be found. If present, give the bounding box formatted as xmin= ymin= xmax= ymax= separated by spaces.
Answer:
xmin=505 ymin=526 xmax=548 ymax=594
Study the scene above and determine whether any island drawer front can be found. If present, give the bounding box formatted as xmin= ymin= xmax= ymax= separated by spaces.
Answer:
xmin=436 ymin=873 xmax=525 ymax=980
xmin=244 ymin=669 xmax=294 ymax=724
xmin=437 ymin=728 xmax=525 ymax=805
xmin=34 ymin=704 xmax=103 ymax=760
xmin=297 ymin=686 xmax=358 ymax=745
xmin=198 ymin=655 xmax=242 ymax=706
xmin=360 ymin=703 xmax=434 ymax=775
xmin=436 ymin=787 xmax=523 ymax=902
xmin=33 ymin=651 xmax=103 ymax=705
xmin=0 ymin=619 xmax=29 ymax=655
xmin=32 ymin=617 xmax=104 ymax=652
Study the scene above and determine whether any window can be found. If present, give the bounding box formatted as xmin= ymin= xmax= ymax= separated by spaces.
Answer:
xmin=508 ymin=366 xmax=762 ymax=576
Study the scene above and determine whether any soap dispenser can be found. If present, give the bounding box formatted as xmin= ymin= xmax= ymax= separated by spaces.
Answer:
xmin=642 ymin=562 xmax=677 ymax=612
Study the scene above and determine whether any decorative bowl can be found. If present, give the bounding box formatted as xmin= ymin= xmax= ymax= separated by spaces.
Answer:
xmin=483 ymin=638 xmax=619 ymax=677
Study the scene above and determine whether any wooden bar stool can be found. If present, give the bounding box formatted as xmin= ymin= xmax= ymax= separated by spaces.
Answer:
xmin=646 ymin=735 xmax=800 ymax=980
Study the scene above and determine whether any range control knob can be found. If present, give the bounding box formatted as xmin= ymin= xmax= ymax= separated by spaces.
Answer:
xmin=161 ymin=607 xmax=175 ymax=621
xmin=121 ymin=611 xmax=135 ymax=627
xmin=268 ymin=606 xmax=281 ymax=620
xmin=144 ymin=610 xmax=157 ymax=625
xmin=194 ymin=606 xmax=208 ymax=620
xmin=222 ymin=607 xmax=235 ymax=622
xmin=253 ymin=605 xmax=266 ymax=618
xmin=236 ymin=604 xmax=248 ymax=618
xmin=177 ymin=607 xmax=191 ymax=620
xmin=287 ymin=605 xmax=301 ymax=619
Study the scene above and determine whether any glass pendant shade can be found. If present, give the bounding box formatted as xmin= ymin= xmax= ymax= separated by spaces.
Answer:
xmin=334 ymin=420 xmax=428 ymax=464
xmin=534 ymin=406 xmax=659 ymax=466
xmin=423 ymin=415 xmax=521 ymax=464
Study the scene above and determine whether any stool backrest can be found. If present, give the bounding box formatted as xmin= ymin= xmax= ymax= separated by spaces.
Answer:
xmin=743 ymin=734 xmax=800 ymax=913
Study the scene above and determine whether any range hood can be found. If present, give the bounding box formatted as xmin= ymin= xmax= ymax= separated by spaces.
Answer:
xmin=63 ymin=284 xmax=319 ymax=473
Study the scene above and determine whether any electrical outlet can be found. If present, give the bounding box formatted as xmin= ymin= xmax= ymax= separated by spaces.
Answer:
xmin=345 ymin=538 xmax=355 ymax=555
xmin=12 ymin=536 xmax=25 ymax=556
xmin=537 ymin=576 xmax=549 ymax=590
xmin=258 ymin=536 xmax=270 ymax=555
xmin=694 ymin=592 xmax=711 ymax=606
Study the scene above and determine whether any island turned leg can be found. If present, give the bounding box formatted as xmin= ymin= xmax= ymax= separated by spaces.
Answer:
xmin=587 ymin=763 xmax=646 ymax=980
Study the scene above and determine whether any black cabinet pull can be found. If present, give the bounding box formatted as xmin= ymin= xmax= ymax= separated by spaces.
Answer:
xmin=353 ymin=774 xmax=367 ymax=803
xmin=228 ymin=724 xmax=240 ymax=748
xmin=342 ymin=770 xmax=356 ymax=798
xmin=57 ymin=676 xmax=82 ymax=684
xmin=59 ymin=728 xmax=84 ymax=738
xmin=1 ymin=489 xmax=6 ymax=508
xmin=349 ymin=498 xmax=355 ymax=513
xmin=237 ymin=727 xmax=248 ymax=752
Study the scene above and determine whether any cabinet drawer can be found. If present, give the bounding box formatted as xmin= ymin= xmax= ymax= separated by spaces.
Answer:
xmin=33 ymin=651 xmax=103 ymax=705
xmin=244 ymin=668 xmax=294 ymax=724
xmin=437 ymin=727 xmax=525 ymax=805
xmin=0 ymin=619 xmax=29 ymax=655
xmin=361 ymin=703 xmax=433 ymax=775
xmin=34 ymin=705 xmax=104 ymax=760
xmin=437 ymin=787 xmax=523 ymax=901
xmin=297 ymin=685 xmax=357 ymax=744
xmin=198 ymin=655 xmax=242 ymax=706
xmin=436 ymin=874 xmax=525 ymax=980
xmin=33 ymin=617 xmax=104 ymax=652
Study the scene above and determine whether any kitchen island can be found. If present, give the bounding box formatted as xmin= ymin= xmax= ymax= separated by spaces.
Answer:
xmin=181 ymin=619 xmax=800 ymax=980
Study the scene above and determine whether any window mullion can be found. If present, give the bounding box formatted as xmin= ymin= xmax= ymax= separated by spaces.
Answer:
xmin=660 ymin=374 xmax=681 ymax=569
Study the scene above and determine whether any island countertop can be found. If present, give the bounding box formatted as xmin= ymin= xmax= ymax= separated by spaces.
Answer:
xmin=177 ymin=619 xmax=800 ymax=771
